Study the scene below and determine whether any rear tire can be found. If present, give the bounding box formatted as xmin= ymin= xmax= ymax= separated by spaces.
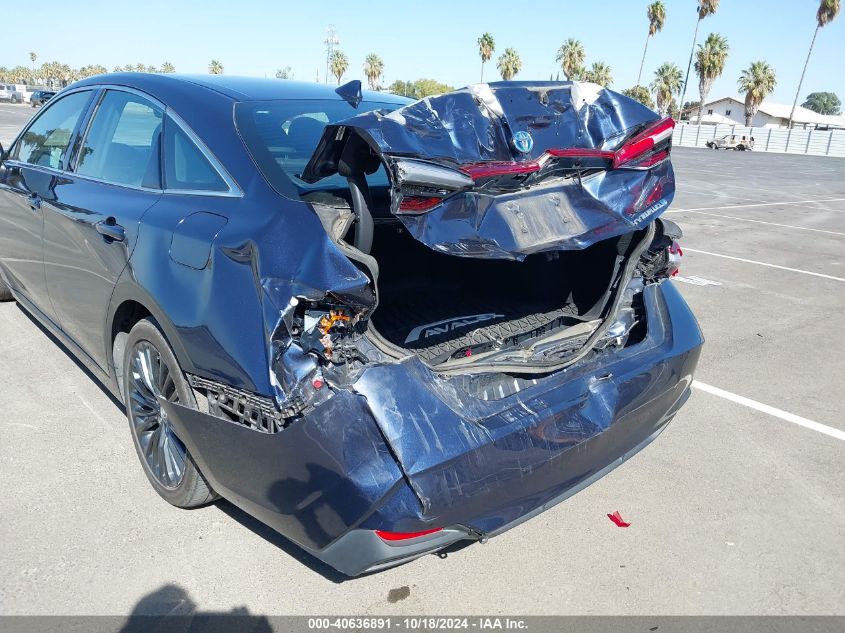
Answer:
xmin=123 ymin=318 xmax=216 ymax=508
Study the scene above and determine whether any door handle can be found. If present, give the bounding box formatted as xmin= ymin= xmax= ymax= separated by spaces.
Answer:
xmin=95 ymin=218 xmax=126 ymax=242
xmin=28 ymin=193 xmax=41 ymax=210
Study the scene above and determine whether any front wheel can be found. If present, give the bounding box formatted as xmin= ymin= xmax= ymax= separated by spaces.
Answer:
xmin=123 ymin=318 xmax=216 ymax=507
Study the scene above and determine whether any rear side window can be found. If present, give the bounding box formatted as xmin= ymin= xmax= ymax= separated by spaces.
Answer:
xmin=163 ymin=117 xmax=228 ymax=192
xmin=76 ymin=90 xmax=163 ymax=188
xmin=14 ymin=91 xmax=92 ymax=169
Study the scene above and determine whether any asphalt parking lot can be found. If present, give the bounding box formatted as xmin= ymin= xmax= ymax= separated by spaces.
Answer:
xmin=0 ymin=101 xmax=843 ymax=616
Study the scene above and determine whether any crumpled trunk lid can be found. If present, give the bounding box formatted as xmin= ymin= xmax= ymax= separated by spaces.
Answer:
xmin=303 ymin=81 xmax=675 ymax=261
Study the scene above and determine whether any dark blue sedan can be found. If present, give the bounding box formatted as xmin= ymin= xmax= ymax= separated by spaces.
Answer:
xmin=0 ymin=74 xmax=702 ymax=575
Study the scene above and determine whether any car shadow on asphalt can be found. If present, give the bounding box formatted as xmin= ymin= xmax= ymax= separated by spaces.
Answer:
xmin=15 ymin=304 xmax=125 ymax=412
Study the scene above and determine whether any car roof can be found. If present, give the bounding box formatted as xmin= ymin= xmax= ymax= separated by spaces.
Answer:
xmin=71 ymin=73 xmax=411 ymax=105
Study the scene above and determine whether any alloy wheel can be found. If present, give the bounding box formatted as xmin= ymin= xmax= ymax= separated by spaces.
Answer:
xmin=127 ymin=340 xmax=187 ymax=489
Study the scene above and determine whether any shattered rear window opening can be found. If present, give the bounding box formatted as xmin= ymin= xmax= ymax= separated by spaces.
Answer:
xmin=235 ymin=99 xmax=401 ymax=199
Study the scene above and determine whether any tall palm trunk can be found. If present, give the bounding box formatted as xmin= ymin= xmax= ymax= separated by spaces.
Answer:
xmin=697 ymin=82 xmax=707 ymax=124
xmin=637 ymin=33 xmax=650 ymax=85
xmin=788 ymin=25 xmax=820 ymax=128
xmin=679 ymin=18 xmax=701 ymax=120
xmin=480 ymin=60 xmax=485 ymax=83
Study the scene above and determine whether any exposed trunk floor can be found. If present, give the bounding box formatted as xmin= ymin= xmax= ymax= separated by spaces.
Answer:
xmin=371 ymin=287 xmax=584 ymax=364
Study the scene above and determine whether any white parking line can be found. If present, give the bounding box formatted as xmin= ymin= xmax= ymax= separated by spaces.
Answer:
xmin=683 ymin=248 xmax=845 ymax=282
xmin=677 ymin=210 xmax=845 ymax=237
xmin=692 ymin=381 xmax=845 ymax=442
xmin=667 ymin=197 xmax=845 ymax=213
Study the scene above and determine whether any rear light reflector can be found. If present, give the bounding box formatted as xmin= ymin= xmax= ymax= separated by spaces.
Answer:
xmin=627 ymin=148 xmax=670 ymax=169
xmin=612 ymin=117 xmax=675 ymax=168
xmin=374 ymin=528 xmax=443 ymax=541
xmin=398 ymin=196 xmax=445 ymax=213
xmin=459 ymin=161 xmax=540 ymax=179
xmin=546 ymin=147 xmax=616 ymax=160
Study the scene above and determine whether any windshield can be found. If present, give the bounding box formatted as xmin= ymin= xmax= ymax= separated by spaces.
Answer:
xmin=235 ymin=99 xmax=403 ymax=199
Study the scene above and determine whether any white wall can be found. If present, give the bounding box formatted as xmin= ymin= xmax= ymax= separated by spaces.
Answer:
xmin=675 ymin=122 xmax=845 ymax=157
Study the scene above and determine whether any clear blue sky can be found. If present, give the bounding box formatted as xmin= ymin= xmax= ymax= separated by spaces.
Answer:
xmin=5 ymin=0 xmax=844 ymax=105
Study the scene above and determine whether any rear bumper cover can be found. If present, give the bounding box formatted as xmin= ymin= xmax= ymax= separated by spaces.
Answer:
xmin=163 ymin=280 xmax=702 ymax=576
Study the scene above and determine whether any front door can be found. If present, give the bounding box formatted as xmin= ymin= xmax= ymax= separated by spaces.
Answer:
xmin=0 ymin=90 xmax=94 ymax=321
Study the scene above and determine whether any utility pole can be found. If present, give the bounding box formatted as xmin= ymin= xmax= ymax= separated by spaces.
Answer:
xmin=324 ymin=25 xmax=339 ymax=84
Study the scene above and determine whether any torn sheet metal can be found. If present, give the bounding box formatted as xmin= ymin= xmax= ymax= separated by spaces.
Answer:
xmin=303 ymin=81 xmax=675 ymax=260
xmin=161 ymin=283 xmax=702 ymax=555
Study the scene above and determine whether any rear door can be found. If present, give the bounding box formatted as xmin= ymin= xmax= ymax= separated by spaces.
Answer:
xmin=41 ymin=88 xmax=164 ymax=369
xmin=0 ymin=89 xmax=94 ymax=321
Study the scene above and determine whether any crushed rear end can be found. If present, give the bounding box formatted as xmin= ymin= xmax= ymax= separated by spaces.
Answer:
xmin=163 ymin=81 xmax=702 ymax=575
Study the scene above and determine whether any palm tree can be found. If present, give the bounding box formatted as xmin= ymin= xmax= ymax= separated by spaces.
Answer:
xmin=679 ymin=0 xmax=720 ymax=119
xmin=29 ymin=51 xmax=37 ymax=76
xmin=477 ymin=33 xmax=495 ymax=83
xmin=738 ymin=61 xmax=777 ymax=126
xmin=275 ymin=66 xmax=292 ymax=79
xmin=788 ymin=0 xmax=841 ymax=127
xmin=330 ymin=50 xmax=348 ymax=84
xmin=556 ymin=39 xmax=586 ymax=80
xmin=638 ymin=1 xmax=666 ymax=86
xmin=363 ymin=53 xmax=384 ymax=90
xmin=497 ymin=48 xmax=522 ymax=81
xmin=651 ymin=62 xmax=683 ymax=116
xmin=584 ymin=62 xmax=613 ymax=87
xmin=208 ymin=60 xmax=224 ymax=74
xmin=694 ymin=33 xmax=729 ymax=123
xmin=160 ymin=62 xmax=176 ymax=73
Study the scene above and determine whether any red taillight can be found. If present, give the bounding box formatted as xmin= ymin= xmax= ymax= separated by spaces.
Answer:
xmin=374 ymin=527 xmax=443 ymax=541
xmin=612 ymin=117 xmax=674 ymax=168
xmin=459 ymin=161 xmax=540 ymax=179
xmin=398 ymin=196 xmax=445 ymax=213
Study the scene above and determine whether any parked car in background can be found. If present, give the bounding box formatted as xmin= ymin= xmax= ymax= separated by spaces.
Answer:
xmin=0 ymin=74 xmax=702 ymax=576
xmin=30 ymin=90 xmax=56 ymax=107
xmin=706 ymin=134 xmax=755 ymax=150
xmin=0 ymin=84 xmax=34 ymax=104
xmin=14 ymin=84 xmax=32 ymax=103
xmin=0 ymin=83 xmax=22 ymax=103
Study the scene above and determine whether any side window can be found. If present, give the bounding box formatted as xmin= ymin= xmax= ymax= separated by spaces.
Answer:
xmin=76 ymin=90 xmax=163 ymax=188
xmin=163 ymin=116 xmax=228 ymax=192
xmin=13 ymin=91 xmax=91 ymax=169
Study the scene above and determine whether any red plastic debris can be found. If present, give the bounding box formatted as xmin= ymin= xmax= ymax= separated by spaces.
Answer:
xmin=607 ymin=511 xmax=631 ymax=528
xmin=312 ymin=377 xmax=324 ymax=390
